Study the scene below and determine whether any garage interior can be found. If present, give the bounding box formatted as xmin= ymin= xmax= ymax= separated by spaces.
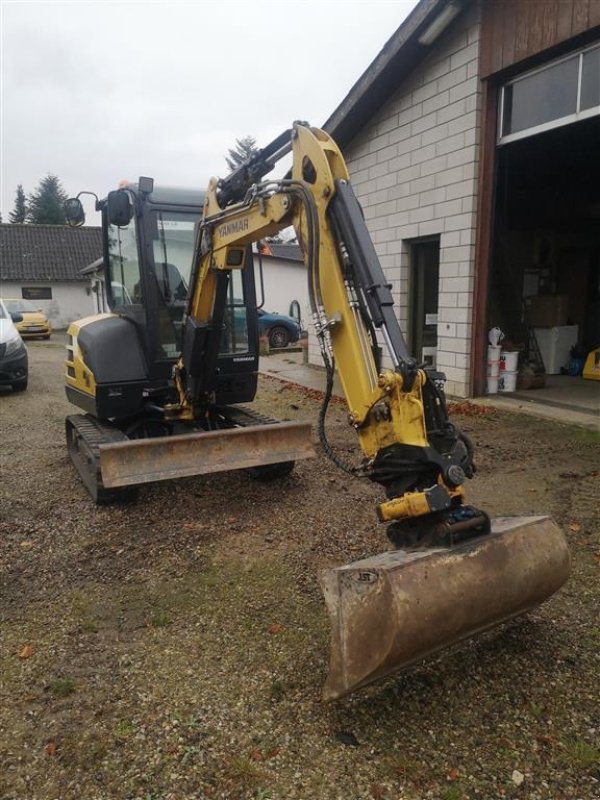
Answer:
xmin=487 ymin=112 xmax=600 ymax=418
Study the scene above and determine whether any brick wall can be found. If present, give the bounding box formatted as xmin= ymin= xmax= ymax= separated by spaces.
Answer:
xmin=311 ymin=2 xmax=482 ymax=397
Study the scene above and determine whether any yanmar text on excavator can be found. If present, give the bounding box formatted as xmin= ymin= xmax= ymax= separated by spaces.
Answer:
xmin=63 ymin=123 xmax=570 ymax=700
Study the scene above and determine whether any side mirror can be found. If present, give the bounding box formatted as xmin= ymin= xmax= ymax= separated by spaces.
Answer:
xmin=64 ymin=198 xmax=86 ymax=227
xmin=107 ymin=190 xmax=133 ymax=227
xmin=10 ymin=313 xmax=23 ymax=324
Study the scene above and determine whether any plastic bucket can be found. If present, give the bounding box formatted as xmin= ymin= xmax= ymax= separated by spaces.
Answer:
xmin=500 ymin=351 xmax=519 ymax=372
xmin=487 ymin=346 xmax=500 ymax=378
xmin=487 ymin=360 xmax=499 ymax=378
xmin=499 ymin=371 xmax=517 ymax=392
xmin=487 ymin=375 xmax=499 ymax=394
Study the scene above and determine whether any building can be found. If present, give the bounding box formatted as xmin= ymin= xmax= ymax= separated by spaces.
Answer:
xmin=0 ymin=224 xmax=101 ymax=328
xmin=255 ymin=241 xmax=308 ymax=330
xmin=319 ymin=0 xmax=599 ymax=402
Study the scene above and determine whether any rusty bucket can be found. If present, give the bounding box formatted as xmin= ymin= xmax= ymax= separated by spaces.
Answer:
xmin=99 ymin=421 xmax=314 ymax=487
xmin=319 ymin=516 xmax=570 ymax=701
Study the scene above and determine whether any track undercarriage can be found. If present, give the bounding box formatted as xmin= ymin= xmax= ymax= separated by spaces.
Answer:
xmin=66 ymin=407 xmax=313 ymax=504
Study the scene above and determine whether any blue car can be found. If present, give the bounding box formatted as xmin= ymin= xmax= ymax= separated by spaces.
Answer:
xmin=257 ymin=309 xmax=302 ymax=349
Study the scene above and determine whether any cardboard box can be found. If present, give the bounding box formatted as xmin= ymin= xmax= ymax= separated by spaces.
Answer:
xmin=526 ymin=295 xmax=569 ymax=327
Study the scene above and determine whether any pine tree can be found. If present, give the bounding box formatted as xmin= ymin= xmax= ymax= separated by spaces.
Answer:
xmin=225 ymin=135 xmax=258 ymax=172
xmin=27 ymin=174 xmax=68 ymax=224
xmin=9 ymin=184 xmax=28 ymax=223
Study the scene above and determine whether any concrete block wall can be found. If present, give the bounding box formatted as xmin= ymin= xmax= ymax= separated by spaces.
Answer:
xmin=310 ymin=2 xmax=482 ymax=397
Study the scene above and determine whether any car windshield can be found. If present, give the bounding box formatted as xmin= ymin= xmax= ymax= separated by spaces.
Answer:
xmin=4 ymin=299 xmax=37 ymax=314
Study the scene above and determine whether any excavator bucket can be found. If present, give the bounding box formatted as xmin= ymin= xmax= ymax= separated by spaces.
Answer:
xmin=99 ymin=421 xmax=314 ymax=488
xmin=319 ymin=516 xmax=570 ymax=701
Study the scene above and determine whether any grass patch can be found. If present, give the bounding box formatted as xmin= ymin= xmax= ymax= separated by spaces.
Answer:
xmin=115 ymin=719 xmax=136 ymax=738
xmin=441 ymin=788 xmax=464 ymax=800
xmin=224 ymin=756 xmax=266 ymax=791
xmin=575 ymin=428 xmax=600 ymax=443
xmin=50 ymin=677 xmax=76 ymax=697
xmin=149 ymin=610 xmax=172 ymax=628
xmin=81 ymin=617 xmax=99 ymax=633
xmin=385 ymin=753 xmax=426 ymax=784
xmin=564 ymin=739 xmax=600 ymax=769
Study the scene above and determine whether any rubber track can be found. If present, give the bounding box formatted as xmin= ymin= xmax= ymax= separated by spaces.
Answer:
xmin=222 ymin=405 xmax=285 ymax=428
xmin=66 ymin=414 xmax=131 ymax=504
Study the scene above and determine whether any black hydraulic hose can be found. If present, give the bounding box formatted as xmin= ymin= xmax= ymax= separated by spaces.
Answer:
xmin=317 ymin=357 xmax=358 ymax=476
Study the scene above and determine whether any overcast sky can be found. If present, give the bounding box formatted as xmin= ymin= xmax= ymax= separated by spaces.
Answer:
xmin=1 ymin=0 xmax=418 ymax=225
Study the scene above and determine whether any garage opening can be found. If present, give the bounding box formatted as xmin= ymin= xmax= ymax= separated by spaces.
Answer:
xmin=487 ymin=113 xmax=600 ymax=416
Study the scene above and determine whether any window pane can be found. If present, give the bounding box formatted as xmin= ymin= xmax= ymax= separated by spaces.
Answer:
xmin=220 ymin=270 xmax=248 ymax=354
xmin=581 ymin=47 xmax=600 ymax=111
xmin=151 ymin=211 xmax=196 ymax=355
xmin=503 ymin=56 xmax=579 ymax=135
xmin=107 ymin=221 xmax=141 ymax=306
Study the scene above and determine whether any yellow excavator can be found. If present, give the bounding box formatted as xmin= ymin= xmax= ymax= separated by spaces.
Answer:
xmin=64 ymin=123 xmax=570 ymax=700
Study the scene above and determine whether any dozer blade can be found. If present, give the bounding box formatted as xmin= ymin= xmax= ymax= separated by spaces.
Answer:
xmin=319 ymin=516 xmax=570 ymax=701
xmin=99 ymin=421 xmax=314 ymax=488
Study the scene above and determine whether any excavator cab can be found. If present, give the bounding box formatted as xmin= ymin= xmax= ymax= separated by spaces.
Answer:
xmin=63 ymin=181 xmax=313 ymax=501
xmin=65 ymin=181 xmax=262 ymax=420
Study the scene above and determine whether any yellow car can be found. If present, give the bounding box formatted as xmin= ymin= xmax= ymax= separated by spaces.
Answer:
xmin=2 ymin=299 xmax=52 ymax=340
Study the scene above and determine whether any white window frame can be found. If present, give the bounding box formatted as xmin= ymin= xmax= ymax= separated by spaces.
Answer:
xmin=498 ymin=42 xmax=600 ymax=145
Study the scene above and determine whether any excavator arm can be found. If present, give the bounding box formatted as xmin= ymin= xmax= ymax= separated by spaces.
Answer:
xmin=166 ymin=123 xmax=569 ymax=700
xmin=171 ymin=124 xmax=481 ymax=544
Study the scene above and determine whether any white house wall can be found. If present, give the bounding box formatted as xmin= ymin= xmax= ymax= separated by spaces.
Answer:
xmin=312 ymin=3 xmax=482 ymax=397
xmin=255 ymin=257 xmax=310 ymax=329
xmin=0 ymin=282 xmax=95 ymax=329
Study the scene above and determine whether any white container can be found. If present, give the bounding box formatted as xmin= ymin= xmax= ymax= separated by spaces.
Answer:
xmin=498 ymin=371 xmax=518 ymax=392
xmin=487 ymin=345 xmax=501 ymax=378
xmin=487 ymin=360 xmax=499 ymax=378
xmin=487 ymin=375 xmax=499 ymax=394
xmin=534 ymin=325 xmax=579 ymax=374
xmin=499 ymin=350 xmax=519 ymax=372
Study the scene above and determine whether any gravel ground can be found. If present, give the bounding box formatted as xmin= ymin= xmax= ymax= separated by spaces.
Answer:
xmin=1 ymin=341 xmax=599 ymax=800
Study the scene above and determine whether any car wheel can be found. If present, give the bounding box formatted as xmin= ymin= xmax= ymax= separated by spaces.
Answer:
xmin=268 ymin=326 xmax=290 ymax=349
xmin=13 ymin=377 xmax=28 ymax=392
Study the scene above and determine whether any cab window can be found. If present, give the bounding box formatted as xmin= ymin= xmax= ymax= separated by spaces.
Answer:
xmin=106 ymin=212 xmax=142 ymax=308
xmin=220 ymin=270 xmax=249 ymax=354
xmin=151 ymin=211 xmax=196 ymax=358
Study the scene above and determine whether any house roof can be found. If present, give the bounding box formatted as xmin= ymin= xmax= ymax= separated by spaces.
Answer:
xmin=0 ymin=224 xmax=102 ymax=283
xmin=323 ymin=0 xmax=468 ymax=148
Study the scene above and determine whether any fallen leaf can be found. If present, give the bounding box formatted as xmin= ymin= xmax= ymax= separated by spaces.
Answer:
xmin=447 ymin=768 xmax=460 ymax=781
xmin=249 ymin=749 xmax=263 ymax=761
xmin=19 ymin=540 xmax=33 ymax=550
xmin=19 ymin=645 xmax=34 ymax=659
xmin=569 ymin=523 xmax=581 ymax=532
xmin=268 ymin=623 xmax=283 ymax=635
xmin=227 ymin=516 xmax=237 ymax=524
xmin=44 ymin=742 xmax=57 ymax=757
